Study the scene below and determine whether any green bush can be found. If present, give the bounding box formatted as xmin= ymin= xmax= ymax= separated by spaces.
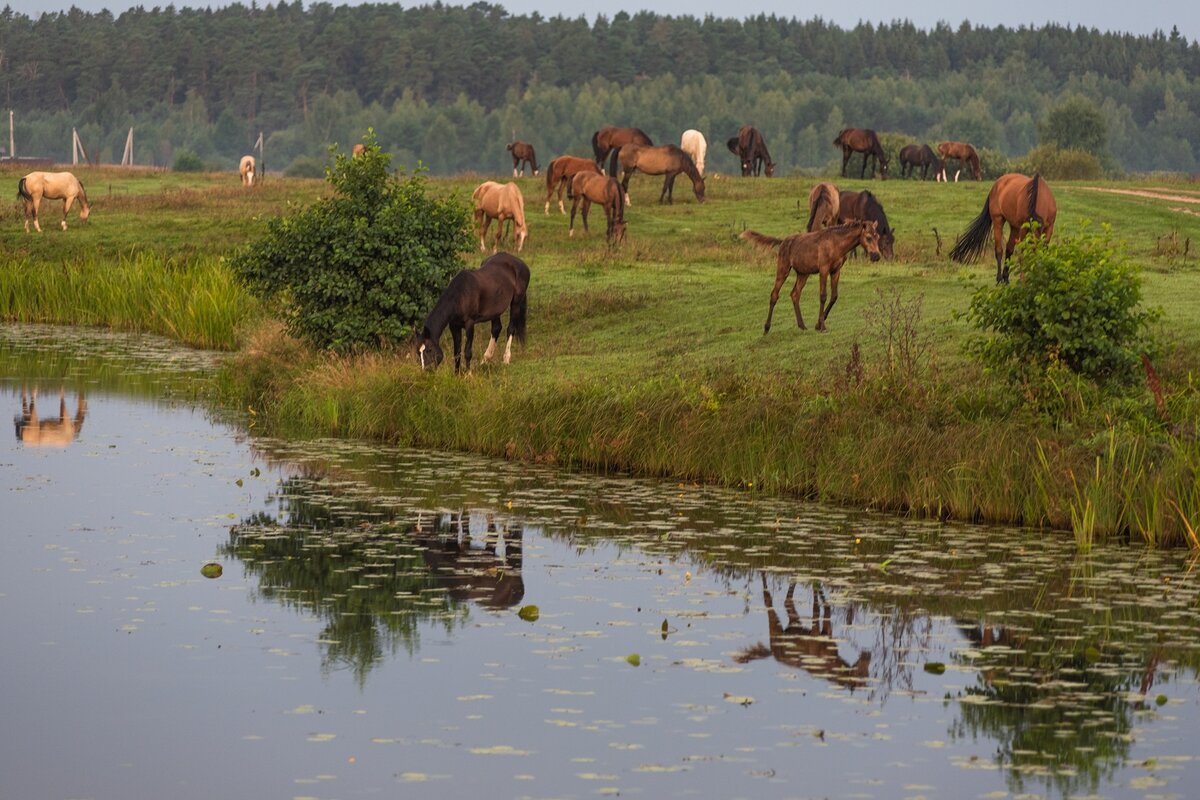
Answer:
xmin=228 ymin=131 xmax=472 ymax=352
xmin=283 ymin=155 xmax=329 ymax=178
xmin=965 ymin=227 xmax=1160 ymax=387
xmin=1017 ymin=145 xmax=1104 ymax=180
xmin=975 ymin=147 xmax=1013 ymax=180
xmin=172 ymin=148 xmax=205 ymax=172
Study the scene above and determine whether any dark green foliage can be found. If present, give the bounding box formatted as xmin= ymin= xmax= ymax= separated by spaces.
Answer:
xmin=1018 ymin=145 xmax=1105 ymax=180
xmin=228 ymin=134 xmax=472 ymax=352
xmin=172 ymin=149 xmax=204 ymax=172
xmin=1038 ymin=95 xmax=1108 ymax=156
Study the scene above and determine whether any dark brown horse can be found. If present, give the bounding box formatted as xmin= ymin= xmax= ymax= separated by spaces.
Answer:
xmin=506 ymin=141 xmax=539 ymax=177
xmin=567 ymin=172 xmax=626 ymax=244
xmin=949 ymin=173 xmax=1056 ymax=283
xmin=742 ymin=220 xmax=883 ymax=333
xmin=591 ymin=126 xmax=653 ymax=172
xmin=834 ymin=128 xmax=889 ymax=179
xmin=838 ymin=189 xmax=895 ymax=259
xmin=899 ymin=143 xmax=942 ymax=180
xmin=543 ymin=155 xmax=600 ymax=214
xmin=805 ymin=181 xmax=840 ymax=232
xmin=937 ymin=141 xmax=982 ymax=181
xmin=614 ymin=144 xmax=705 ymax=204
xmin=726 ymin=125 xmax=774 ymax=177
xmin=417 ymin=252 xmax=530 ymax=372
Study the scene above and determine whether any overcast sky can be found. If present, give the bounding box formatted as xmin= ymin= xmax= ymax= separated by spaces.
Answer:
xmin=5 ymin=0 xmax=1196 ymax=40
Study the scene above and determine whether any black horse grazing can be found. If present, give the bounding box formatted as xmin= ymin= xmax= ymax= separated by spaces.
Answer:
xmin=898 ymin=144 xmax=942 ymax=180
xmin=726 ymin=125 xmax=774 ymax=176
xmin=838 ymin=189 xmax=895 ymax=259
xmin=417 ymin=253 xmax=530 ymax=373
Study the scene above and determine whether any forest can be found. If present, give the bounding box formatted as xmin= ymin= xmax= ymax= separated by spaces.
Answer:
xmin=1 ymin=2 xmax=1198 ymax=175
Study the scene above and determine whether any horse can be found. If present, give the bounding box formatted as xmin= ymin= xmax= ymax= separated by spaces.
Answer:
xmin=613 ymin=144 xmax=705 ymax=205
xmin=351 ymin=143 xmax=366 ymax=158
xmin=726 ymin=125 xmax=774 ymax=176
xmin=506 ymin=141 xmax=539 ymax=177
xmin=805 ymin=182 xmax=841 ymax=232
xmin=837 ymin=189 xmax=896 ymax=259
xmin=472 ymin=181 xmax=528 ymax=253
xmin=17 ymin=171 xmax=90 ymax=233
xmin=239 ymin=154 xmax=256 ymax=187
xmin=543 ymin=155 xmax=600 ymax=214
xmin=567 ymin=172 xmax=626 ymax=244
xmin=834 ymin=128 xmax=889 ymax=179
xmin=899 ymin=143 xmax=942 ymax=180
xmin=937 ymin=141 xmax=982 ymax=181
xmin=680 ymin=129 xmax=708 ymax=175
xmin=14 ymin=387 xmax=87 ymax=448
xmin=415 ymin=512 xmax=525 ymax=611
xmin=591 ymin=126 xmax=653 ymax=172
xmin=416 ymin=252 xmax=530 ymax=373
xmin=949 ymin=173 xmax=1057 ymax=283
xmin=741 ymin=220 xmax=882 ymax=333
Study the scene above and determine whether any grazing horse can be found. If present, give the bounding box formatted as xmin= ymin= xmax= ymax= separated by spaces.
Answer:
xmin=726 ymin=125 xmax=774 ymax=176
xmin=613 ymin=144 xmax=705 ymax=205
xmin=838 ymin=189 xmax=896 ymax=259
xmin=806 ymin=182 xmax=841 ymax=232
xmin=416 ymin=252 xmax=530 ymax=373
xmin=591 ymin=126 xmax=653 ymax=172
xmin=17 ymin=171 xmax=90 ymax=233
xmin=239 ymin=154 xmax=256 ymax=187
xmin=950 ymin=173 xmax=1057 ymax=283
xmin=742 ymin=220 xmax=882 ymax=333
xmin=680 ymin=129 xmax=708 ymax=175
xmin=899 ymin=143 xmax=942 ymax=180
xmin=834 ymin=128 xmax=889 ymax=179
xmin=472 ymin=181 xmax=528 ymax=253
xmin=543 ymin=155 xmax=600 ymax=214
xmin=937 ymin=141 xmax=982 ymax=181
xmin=567 ymin=172 xmax=626 ymax=244
xmin=506 ymin=141 xmax=539 ymax=177
xmin=14 ymin=387 xmax=87 ymax=448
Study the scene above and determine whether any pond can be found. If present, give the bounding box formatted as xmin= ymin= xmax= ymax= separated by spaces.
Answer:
xmin=2 ymin=324 xmax=1198 ymax=800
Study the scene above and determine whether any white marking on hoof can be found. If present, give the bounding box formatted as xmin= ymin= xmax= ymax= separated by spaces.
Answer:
xmin=483 ymin=337 xmax=497 ymax=362
xmin=569 ymin=229 xmax=575 ymax=238
xmin=503 ymin=335 xmax=513 ymax=364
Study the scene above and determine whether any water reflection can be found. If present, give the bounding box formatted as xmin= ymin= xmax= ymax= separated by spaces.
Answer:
xmin=14 ymin=387 xmax=87 ymax=447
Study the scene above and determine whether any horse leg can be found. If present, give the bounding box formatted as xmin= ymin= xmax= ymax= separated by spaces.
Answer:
xmin=763 ymin=265 xmax=791 ymax=335
xmin=841 ymin=148 xmax=851 ymax=177
xmin=621 ymin=173 xmax=633 ymax=207
xmin=463 ymin=323 xmax=476 ymax=372
xmin=819 ymin=268 xmax=843 ymax=331
xmin=860 ymin=152 xmax=869 ymax=179
xmin=503 ymin=311 xmax=515 ymax=364
xmin=512 ymin=156 xmax=519 ymax=178
xmin=451 ymin=326 xmax=464 ymax=373
xmin=790 ymin=273 xmax=810 ymax=330
xmin=581 ymin=198 xmax=592 ymax=233
xmin=477 ymin=212 xmax=489 ymax=251
xmin=1002 ymin=226 xmax=1023 ymax=284
xmin=660 ymin=174 xmax=673 ymax=204
xmin=483 ymin=317 xmax=502 ymax=363
xmin=569 ymin=195 xmax=581 ymax=237
xmin=62 ymin=196 xmax=75 ymax=230
xmin=992 ymin=218 xmax=1008 ymax=283
xmin=31 ymin=195 xmax=42 ymax=233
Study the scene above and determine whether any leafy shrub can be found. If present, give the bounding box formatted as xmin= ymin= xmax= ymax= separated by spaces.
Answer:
xmin=172 ymin=148 xmax=205 ymax=172
xmin=1017 ymin=145 xmax=1104 ymax=180
xmin=283 ymin=155 xmax=329 ymax=178
xmin=975 ymin=147 xmax=1012 ymax=180
xmin=229 ymin=131 xmax=472 ymax=352
xmin=965 ymin=226 xmax=1160 ymax=387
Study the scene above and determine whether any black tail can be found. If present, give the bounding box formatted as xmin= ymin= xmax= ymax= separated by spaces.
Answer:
xmin=17 ymin=177 xmax=30 ymax=201
xmin=591 ymin=131 xmax=604 ymax=166
xmin=607 ymin=148 xmax=620 ymax=181
xmin=949 ymin=198 xmax=993 ymax=263
xmin=1026 ymin=173 xmax=1043 ymax=227
xmin=510 ymin=290 xmax=528 ymax=345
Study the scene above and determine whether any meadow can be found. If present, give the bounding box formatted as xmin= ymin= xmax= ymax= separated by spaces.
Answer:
xmin=2 ymin=163 xmax=1198 ymax=545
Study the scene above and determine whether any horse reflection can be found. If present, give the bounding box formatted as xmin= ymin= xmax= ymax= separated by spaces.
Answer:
xmin=413 ymin=512 xmax=524 ymax=610
xmin=14 ymin=388 xmax=87 ymax=448
xmin=735 ymin=573 xmax=871 ymax=690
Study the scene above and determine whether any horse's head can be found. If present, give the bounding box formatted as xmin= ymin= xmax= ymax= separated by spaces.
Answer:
xmin=609 ymin=220 xmax=627 ymax=246
xmin=693 ymin=176 xmax=706 ymax=203
xmin=764 ymin=161 xmax=775 ymax=178
xmin=878 ymin=157 xmax=889 ymax=180
xmin=858 ymin=220 xmax=882 ymax=262
xmin=415 ymin=328 xmax=444 ymax=370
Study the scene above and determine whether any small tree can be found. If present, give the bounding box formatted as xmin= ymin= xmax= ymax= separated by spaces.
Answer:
xmin=1038 ymin=96 xmax=1108 ymax=157
xmin=230 ymin=132 xmax=472 ymax=352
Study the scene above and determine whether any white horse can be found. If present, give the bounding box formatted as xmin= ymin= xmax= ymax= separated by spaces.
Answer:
xmin=472 ymin=181 xmax=528 ymax=253
xmin=681 ymin=129 xmax=707 ymax=176
xmin=17 ymin=171 xmax=90 ymax=233
xmin=239 ymin=154 xmax=256 ymax=187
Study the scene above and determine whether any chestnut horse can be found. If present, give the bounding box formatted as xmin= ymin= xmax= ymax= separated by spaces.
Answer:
xmin=834 ymin=128 xmax=889 ymax=179
xmin=472 ymin=181 xmax=528 ymax=253
xmin=17 ymin=171 xmax=90 ymax=233
xmin=613 ymin=144 xmax=705 ymax=204
xmin=742 ymin=220 xmax=883 ymax=333
xmin=543 ymin=155 xmax=600 ymax=214
xmin=680 ymin=129 xmax=707 ymax=175
xmin=239 ymin=155 xmax=256 ymax=187
xmin=567 ymin=172 xmax=626 ymax=244
xmin=937 ymin=141 xmax=981 ymax=181
xmin=805 ymin=182 xmax=841 ymax=232
xmin=899 ymin=143 xmax=942 ymax=180
xmin=591 ymin=126 xmax=653 ymax=172
xmin=506 ymin=141 xmax=539 ymax=177
xmin=950 ymin=173 xmax=1056 ymax=283
xmin=838 ymin=189 xmax=895 ymax=259
xmin=14 ymin=387 xmax=87 ymax=447
xmin=726 ymin=125 xmax=774 ymax=176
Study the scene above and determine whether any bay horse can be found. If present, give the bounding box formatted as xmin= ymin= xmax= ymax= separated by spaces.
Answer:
xmin=838 ymin=189 xmax=895 ymax=259
xmin=543 ymin=155 xmax=600 ymax=214
xmin=950 ymin=173 xmax=1056 ymax=283
xmin=834 ymin=128 xmax=889 ymax=179
xmin=726 ymin=125 xmax=774 ymax=176
xmin=416 ymin=252 xmax=530 ymax=373
xmin=472 ymin=181 xmax=528 ymax=253
xmin=937 ymin=141 xmax=981 ymax=181
xmin=506 ymin=141 xmax=539 ymax=177
xmin=591 ymin=126 xmax=653 ymax=172
xmin=742 ymin=220 xmax=883 ymax=333
xmin=17 ymin=171 xmax=90 ymax=233
xmin=613 ymin=144 xmax=705 ymax=205
xmin=806 ymin=181 xmax=841 ymax=232
xmin=239 ymin=154 xmax=256 ymax=187
xmin=899 ymin=143 xmax=942 ymax=180
xmin=680 ymin=129 xmax=707 ymax=175
xmin=567 ymin=172 xmax=626 ymax=244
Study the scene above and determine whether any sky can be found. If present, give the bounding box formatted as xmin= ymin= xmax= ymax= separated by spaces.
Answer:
xmin=4 ymin=0 xmax=1197 ymax=40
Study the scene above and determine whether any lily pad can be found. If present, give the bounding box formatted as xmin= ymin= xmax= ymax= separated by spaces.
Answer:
xmin=626 ymin=653 xmax=641 ymax=667
xmin=924 ymin=662 xmax=946 ymax=674
xmin=517 ymin=605 xmax=540 ymax=622
xmin=200 ymin=562 xmax=223 ymax=579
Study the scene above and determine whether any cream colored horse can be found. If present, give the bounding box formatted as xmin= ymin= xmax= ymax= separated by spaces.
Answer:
xmin=14 ymin=388 xmax=87 ymax=448
xmin=680 ymin=129 xmax=707 ymax=175
xmin=472 ymin=181 xmax=528 ymax=253
xmin=239 ymin=154 xmax=256 ymax=187
xmin=17 ymin=172 xmax=90 ymax=233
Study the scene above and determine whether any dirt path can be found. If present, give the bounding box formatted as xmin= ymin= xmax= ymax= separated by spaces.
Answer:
xmin=1081 ymin=186 xmax=1200 ymax=204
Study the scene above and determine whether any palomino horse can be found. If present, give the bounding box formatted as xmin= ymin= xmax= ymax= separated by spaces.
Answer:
xmin=591 ymin=126 xmax=653 ymax=172
xmin=726 ymin=125 xmax=774 ymax=176
xmin=14 ymin=387 xmax=87 ymax=447
xmin=17 ymin=171 xmax=90 ymax=233
xmin=937 ymin=141 xmax=981 ymax=181
xmin=567 ymin=172 xmax=626 ymax=244
xmin=613 ymin=144 xmax=705 ymax=204
xmin=351 ymin=143 xmax=366 ymax=158
xmin=742 ymin=220 xmax=882 ymax=333
xmin=950 ymin=173 xmax=1057 ymax=283
xmin=899 ymin=143 xmax=942 ymax=180
xmin=806 ymin=181 xmax=841 ymax=232
xmin=834 ymin=128 xmax=889 ymax=179
xmin=506 ymin=141 xmax=539 ymax=177
xmin=472 ymin=181 xmax=528 ymax=253
xmin=838 ymin=189 xmax=896 ymax=259
xmin=239 ymin=155 xmax=256 ymax=187
xmin=680 ymin=129 xmax=707 ymax=175
xmin=543 ymin=155 xmax=600 ymax=214
xmin=417 ymin=252 xmax=530 ymax=373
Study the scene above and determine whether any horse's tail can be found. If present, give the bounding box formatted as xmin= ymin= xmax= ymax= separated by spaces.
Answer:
xmin=506 ymin=142 xmax=515 ymax=152
xmin=615 ymin=180 xmax=626 ymax=223
xmin=949 ymin=198 xmax=993 ymax=264
xmin=16 ymin=177 xmax=30 ymax=202
xmin=545 ymin=159 xmax=557 ymax=193
xmin=591 ymin=130 xmax=604 ymax=165
xmin=1027 ymin=173 xmax=1043 ymax=227
xmin=509 ymin=263 xmax=530 ymax=345
xmin=739 ymin=229 xmax=784 ymax=250
xmin=607 ymin=148 xmax=621 ymax=181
